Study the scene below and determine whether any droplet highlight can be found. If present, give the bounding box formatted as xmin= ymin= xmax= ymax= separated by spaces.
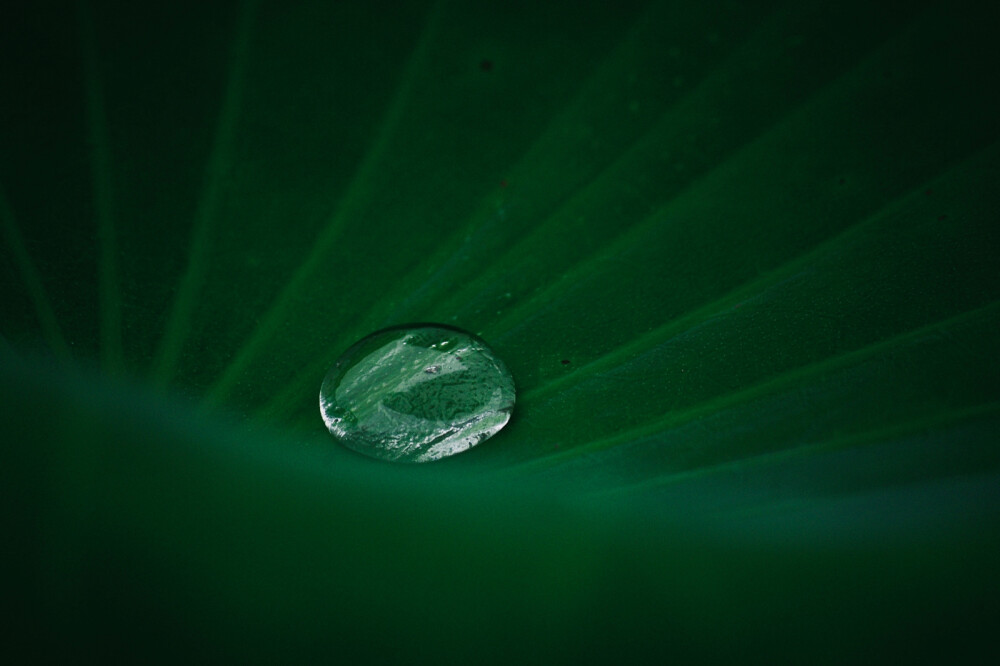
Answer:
xmin=319 ymin=325 xmax=515 ymax=463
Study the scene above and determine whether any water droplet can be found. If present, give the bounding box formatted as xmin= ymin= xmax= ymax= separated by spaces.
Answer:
xmin=319 ymin=326 xmax=515 ymax=463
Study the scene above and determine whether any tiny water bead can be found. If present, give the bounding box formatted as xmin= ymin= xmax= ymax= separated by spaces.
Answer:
xmin=319 ymin=326 xmax=516 ymax=463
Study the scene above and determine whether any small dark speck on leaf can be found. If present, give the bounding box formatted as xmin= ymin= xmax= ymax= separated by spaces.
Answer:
xmin=937 ymin=214 xmax=948 ymax=221
xmin=499 ymin=178 xmax=508 ymax=188
xmin=924 ymin=188 xmax=933 ymax=196
xmin=838 ymin=178 xmax=846 ymax=185
xmin=480 ymin=59 xmax=493 ymax=72
xmin=561 ymin=359 xmax=571 ymax=365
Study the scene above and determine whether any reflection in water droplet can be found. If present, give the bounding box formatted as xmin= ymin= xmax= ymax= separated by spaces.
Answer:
xmin=319 ymin=326 xmax=516 ymax=463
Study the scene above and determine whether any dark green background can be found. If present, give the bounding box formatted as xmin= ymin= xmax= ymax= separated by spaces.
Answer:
xmin=2 ymin=0 xmax=999 ymax=662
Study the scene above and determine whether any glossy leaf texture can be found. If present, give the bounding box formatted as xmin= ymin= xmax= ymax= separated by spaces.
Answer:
xmin=2 ymin=0 xmax=999 ymax=661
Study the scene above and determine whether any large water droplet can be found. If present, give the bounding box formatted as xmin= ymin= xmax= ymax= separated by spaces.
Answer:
xmin=319 ymin=325 xmax=515 ymax=463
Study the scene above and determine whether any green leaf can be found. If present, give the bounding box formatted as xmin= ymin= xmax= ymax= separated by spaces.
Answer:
xmin=2 ymin=0 xmax=999 ymax=661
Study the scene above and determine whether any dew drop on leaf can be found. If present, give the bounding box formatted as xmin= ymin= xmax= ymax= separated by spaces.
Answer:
xmin=319 ymin=326 xmax=515 ymax=463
